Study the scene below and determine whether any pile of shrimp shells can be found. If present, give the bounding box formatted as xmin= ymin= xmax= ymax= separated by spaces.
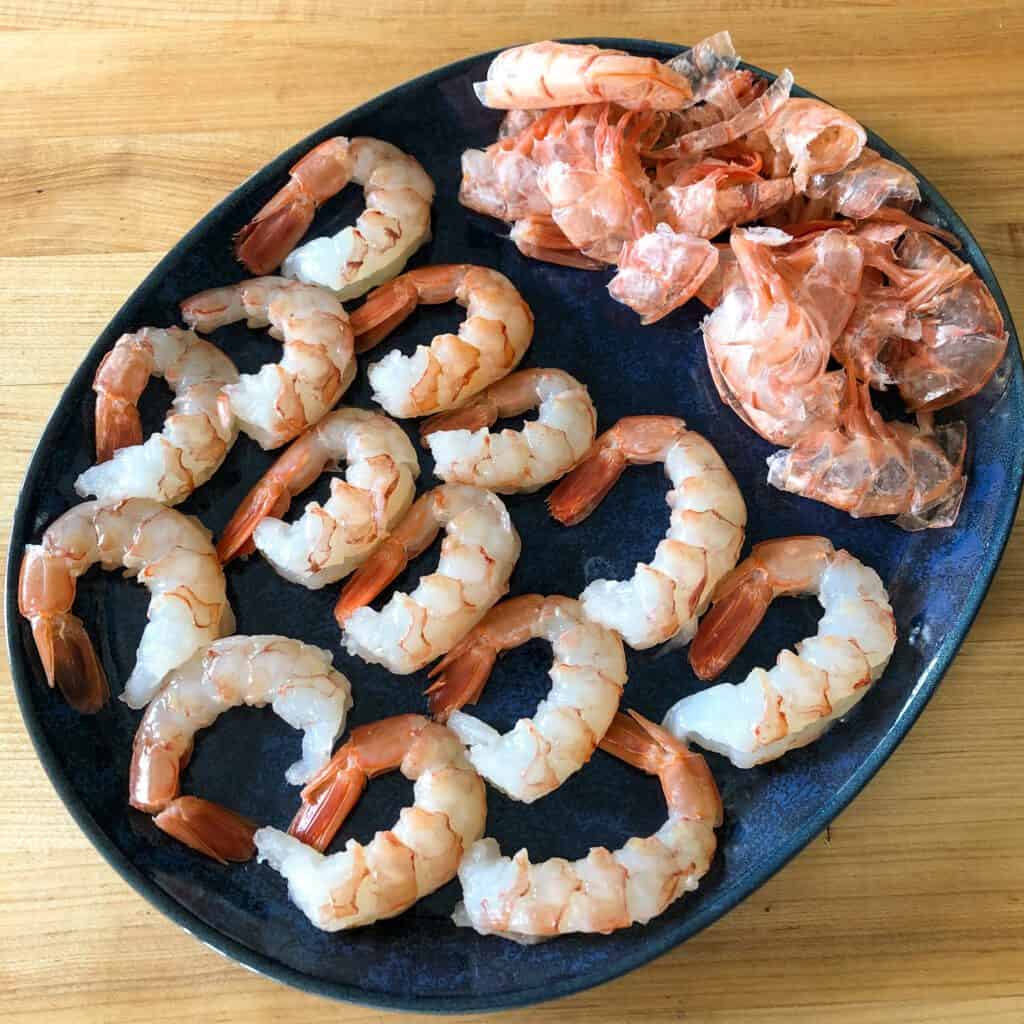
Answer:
xmin=12 ymin=36 xmax=1014 ymax=987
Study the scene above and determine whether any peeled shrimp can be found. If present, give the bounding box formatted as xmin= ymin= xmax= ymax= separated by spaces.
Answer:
xmin=256 ymin=714 xmax=486 ymax=930
xmin=454 ymin=710 xmax=721 ymax=941
xmin=180 ymin=277 xmax=355 ymax=449
xmin=335 ymin=484 xmax=520 ymax=674
xmin=74 ymin=328 xmax=238 ymax=506
xmin=426 ymin=595 xmax=627 ymax=803
xmin=759 ymin=98 xmax=867 ymax=191
xmin=766 ymin=371 xmax=967 ymax=530
xmin=664 ymin=537 xmax=896 ymax=767
xmin=281 ymin=138 xmax=434 ymax=300
xmin=350 ymin=264 xmax=534 ymax=418
xmin=217 ymin=408 xmax=419 ymax=589
xmin=548 ymin=417 xmax=746 ymax=650
xmin=473 ymin=41 xmax=694 ymax=111
xmin=421 ymin=369 xmax=596 ymax=493
xmin=130 ymin=636 xmax=352 ymax=860
xmin=18 ymin=499 xmax=233 ymax=712
xmin=702 ymin=226 xmax=864 ymax=446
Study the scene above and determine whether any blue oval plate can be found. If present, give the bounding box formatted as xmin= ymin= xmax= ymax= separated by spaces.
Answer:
xmin=6 ymin=39 xmax=1022 ymax=1013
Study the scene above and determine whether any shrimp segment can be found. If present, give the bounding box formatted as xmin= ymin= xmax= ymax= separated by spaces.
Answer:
xmin=548 ymin=417 xmax=746 ymax=650
xmin=235 ymin=137 xmax=353 ymax=275
xmin=352 ymin=265 xmax=534 ymax=418
xmin=454 ymin=710 xmax=721 ymax=941
xmin=281 ymin=138 xmax=435 ymax=300
xmin=474 ymin=41 xmax=694 ymax=111
xmin=664 ymin=538 xmax=896 ymax=767
xmin=256 ymin=714 xmax=486 ymax=930
xmin=766 ymin=372 xmax=967 ymax=529
xmin=427 ymin=595 xmax=627 ymax=803
xmin=217 ymin=408 xmax=419 ymax=588
xmin=76 ymin=327 xmax=239 ymax=506
xmin=180 ymin=277 xmax=355 ymax=449
xmin=18 ymin=499 xmax=233 ymax=712
xmin=421 ymin=369 xmax=596 ymax=493
xmin=129 ymin=636 xmax=352 ymax=814
xmin=336 ymin=484 xmax=520 ymax=674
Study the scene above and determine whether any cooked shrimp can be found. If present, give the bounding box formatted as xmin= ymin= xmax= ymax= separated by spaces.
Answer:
xmin=281 ymin=138 xmax=434 ymax=300
xmin=421 ymin=369 xmax=596 ymax=493
xmin=18 ymin=499 xmax=233 ymax=712
xmin=473 ymin=41 xmax=694 ymax=111
xmin=180 ymin=277 xmax=356 ymax=449
xmin=759 ymin=98 xmax=867 ymax=191
xmin=256 ymin=714 xmax=486 ymax=930
xmin=349 ymin=264 xmax=534 ymax=419
xmin=766 ymin=371 xmax=967 ymax=529
xmin=454 ymin=710 xmax=721 ymax=941
xmin=548 ymin=417 xmax=746 ymax=650
xmin=74 ymin=328 xmax=238 ymax=506
xmin=335 ymin=484 xmax=520 ymax=674
xmin=665 ymin=537 xmax=896 ymax=767
xmin=234 ymin=137 xmax=353 ymax=275
xmin=804 ymin=147 xmax=919 ymax=219
xmin=129 ymin=636 xmax=353 ymax=815
xmin=883 ymin=232 xmax=1008 ymax=412
xmin=426 ymin=595 xmax=627 ymax=803
xmin=217 ymin=408 xmax=419 ymax=589
xmin=702 ymin=226 xmax=864 ymax=445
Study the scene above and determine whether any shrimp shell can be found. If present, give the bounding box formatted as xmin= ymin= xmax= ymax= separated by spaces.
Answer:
xmin=18 ymin=499 xmax=233 ymax=711
xmin=664 ymin=538 xmax=896 ymax=767
xmin=256 ymin=715 xmax=486 ymax=930
xmin=337 ymin=484 xmax=521 ymax=674
xmin=180 ymin=277 xmax=356 ymax=450
xmin=428 ymin=595 xmax=627 ymax=803
xmin=129 ymin=635 xmax=353 ymax=813
xmin=282 ymin=138 xmax=435 ymax=301
xmin=421 ymin=369 xmax=597 ymax=493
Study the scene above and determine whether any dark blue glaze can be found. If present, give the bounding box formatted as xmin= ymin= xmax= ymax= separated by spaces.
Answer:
xmin=6 ymin=39 xmax=1022 ymax=1013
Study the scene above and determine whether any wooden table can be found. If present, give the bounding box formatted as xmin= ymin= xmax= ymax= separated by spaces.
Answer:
xmin=2 ymin=2 xmax=1022 ymax=1021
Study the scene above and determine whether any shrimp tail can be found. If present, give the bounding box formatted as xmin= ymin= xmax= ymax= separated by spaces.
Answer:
xmin=688 ymin=572 xmax=773 ymax=680
xmin=424 ymin=641 xmax=498 ymax=721
xmin=349 ymin=278 xmax=420 ymax=354
xmin=599 ymin=709 xmax=688 ymax=770
xmin=216 ymin=477 xmax=292 ymax=564
xmin=419 ymin=394 xmax=500 ymax=438
xmin=95 ymin=393 xmax=143 ymax=464
xmin=234 ymin=190 xmax=317 ymax=276
xmin=547 ymin=446 xmax=628 ymax=525
xmin=333 ymin=537 xmax=410 ymax=626
xmin=28 ymin=613 xmax=109 ymax=714
xmin=153 ymin=796 xmax=257 ymax=864
xmin=290 ymin=759 xmax=368 ymax=852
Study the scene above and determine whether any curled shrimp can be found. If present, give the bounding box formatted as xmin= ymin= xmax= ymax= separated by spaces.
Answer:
xmin=454 ymin=710 xmax=722 ymax=941
xmin=473 ymin=41 xmax=694 ymax=111
xmin=180 ymin=277 xmax=355 ymax=449
xmin=234 ymin=137 xmax=353 ymax=275
xmin=18 ymin=499 xmax=233 ymax=712
xmin=702 ymin=226 xmax=865 ymax=445
xmin=335 ymin=484 xmax=521 ymax=674
xmin=75 ymin=327 xmax=238 ymax=506
xmin=130 ymin=636 xmax=352 ymax=861
xmin=420 ymin=369 xmax=597 ymax=493
xmin=281 ymin=138 xmax=435 ymax=300
xmin=256 ymin=714 xmax=486 ymax=930
xmin=349 ymin=264 xmax=534 ymax=419
xmin=548 ymin=416 xmax=746 ymax=650
xmin=426 ymin=595 xmax=627 ymax=803
xmin=664 ymin=537 xmax=896 ymax=767
xmin=217 ymin=408 xmax=419 ymax=588
xmin=766 ymin=370 xmax=967 ymax=530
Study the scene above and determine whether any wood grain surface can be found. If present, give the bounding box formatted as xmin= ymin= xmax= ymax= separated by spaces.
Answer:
xmin=2 ymin=2 xmax=1023 ymax=1021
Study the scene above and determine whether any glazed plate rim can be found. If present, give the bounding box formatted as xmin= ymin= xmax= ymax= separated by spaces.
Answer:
xmin=6 ymin=37 xmax=1023 ymax=1013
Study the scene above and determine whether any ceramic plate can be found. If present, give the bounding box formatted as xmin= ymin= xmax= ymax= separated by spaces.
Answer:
xmin=7 ymin=39 xmax=1022 ymax=1012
